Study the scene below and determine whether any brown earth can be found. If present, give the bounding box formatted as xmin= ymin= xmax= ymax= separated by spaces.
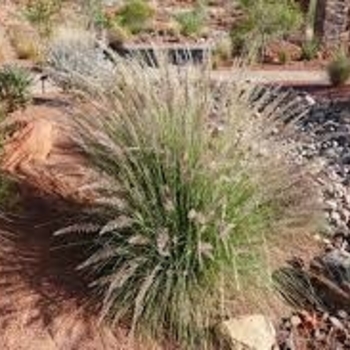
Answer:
xmin=0 ymin=196 xmax=162 ymax=350
xmin=0 ymin=95 xmax=168 ymax=350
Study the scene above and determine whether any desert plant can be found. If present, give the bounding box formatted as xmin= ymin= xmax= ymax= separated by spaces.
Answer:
xmin=23 ymin=0 xmax=63 ymax=37
xmin=300 ymin=39 xmax=319 ymax=61
xmin=0 ymin=173 xmax=21 ymax=212
xmin=230 ymin=19 xmax=254 ymax=56
xmin=327 ymin=51 xmax=350 ymax=86
xmin=107 ymin=22 xmax=130 ymax=47
xmin=278 ymin=49 xmax=289 ymax=64
xmin=7 ymin=25 xmax=43 ymax=62
xmin=0 ymin=65 xmax=32 ymax=114
xmin=234 ymin=0 xmax=303 ymax=61
xmin=114 ymin=0 xmax=154 ymax=34
xmin=175 ymin=5 xmax=206 ymax=37
xmin=53 ymin=50 xmax=318 ymax=348
xmin=211 ymin=37 xmax=233 ymax=68
xmin=47 ymin=28 xmax=117 ymax=93
xmin=80 ymin=0 xmax=111 ymax=30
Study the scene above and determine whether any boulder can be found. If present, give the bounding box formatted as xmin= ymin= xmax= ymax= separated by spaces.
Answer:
xmin=1 ymin=101 xmax=99 ymax=203
xmin=217 ymin=315 xmax=277 ymax=350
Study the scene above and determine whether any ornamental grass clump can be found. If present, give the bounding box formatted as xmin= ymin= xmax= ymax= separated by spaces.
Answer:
xmin=54 ymin=48 xmax=318 ymax=348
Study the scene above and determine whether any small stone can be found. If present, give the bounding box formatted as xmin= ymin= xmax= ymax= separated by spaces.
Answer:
xmin=330 ymin=211 xmax=342 ymax=225
xmin=314 ymin=234 xmax=322 ymax=241
xmin=305 ymin=95 xmax=316 ymax=106
xmin=338 ymin=310 xmax=348 ymax=319
xmin=344 ymin=195 xmax=350 ymax=206
xmin=218 ymin=315 xmax=276 ymax=350
xmin=325 ymin=200 xmax=338 ymax=211
xmin=314 ymin=328 xmax=327 ymax=342
xmin=342 ymin=153 xmax=350 ymax=165
xmin=322 ymin=312 xmax=330 ymax=321
xmin=330 ymin=316 xmax=345 ymax=330
xmin=340 ymin=209 xmax=350 ymax=223
xmin=291 ymin=315 xmax=302 ymax=327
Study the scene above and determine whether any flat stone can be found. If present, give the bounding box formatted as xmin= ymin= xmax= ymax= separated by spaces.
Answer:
xmin=218 ymin=315 xmax=276 ymax=350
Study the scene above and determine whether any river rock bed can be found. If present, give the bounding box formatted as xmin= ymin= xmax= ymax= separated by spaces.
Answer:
xmin=277 ymin=308 xmax=350 ymax=350
xmin=275 ymin=231 xmax=350 ymax=349
xmin=275 ymin=89 xmax=350 ymax=349
xmin=297 ymin=97 xmax=350 ymax=236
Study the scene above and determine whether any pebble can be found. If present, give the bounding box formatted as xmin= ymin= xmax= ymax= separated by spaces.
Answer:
xmin=276 ymin=94 xmax=350 ymax=349
xmin=290 ymin=315 xmax=302 ymax=327
xmin=330 ymin=316 xmax=345 ymax=330
xmin=295 ymin=97 xmax=350 ymax=236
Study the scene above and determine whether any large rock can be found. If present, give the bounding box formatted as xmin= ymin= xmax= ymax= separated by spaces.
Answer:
xmin=217 ymin=315 xmax=277 ymax=350
xmin=1 ymin=100 xmax=99 ymax=203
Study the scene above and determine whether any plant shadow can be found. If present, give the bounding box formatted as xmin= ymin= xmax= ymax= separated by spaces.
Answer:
xmin=0 ymin=189 xmax=125 ymax=350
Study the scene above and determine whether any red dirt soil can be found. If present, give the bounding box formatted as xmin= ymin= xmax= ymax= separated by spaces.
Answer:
xmin=0 ymin=96 xmax=174 ymax=350
xmin=0 ymin=195 xmax=162 ymax=350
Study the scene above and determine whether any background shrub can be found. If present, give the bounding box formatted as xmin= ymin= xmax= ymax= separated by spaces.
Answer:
xmin=300 ymin=39 xmax=319 ymax=61
xmin=278 ymin=49 xmax=289 ymax=64
xmin=23 ymin=0 xmax=63 ymax=37
xmin=0 ymin=174 xmax=21 ymax=212
xmin=233 ymin=0 xmax=303 ymax=61
xmin=53 ymin=50 xmax=318 ymax=348
xmin=230 ymin=18 xmax=254 ymax=56
xmin=47 ymin=27 xmax=117 ymax=92
xmin=7 ymin=25 xmax=43 ymax=62
xmin=211 ymin=37 xmax=233 ymax=68
xmin=327 ymin=50 xmax=350 ymax=86
xmin=0 ymin=66 xmax=32 ymax=114
xmin=115 ymin=0 xmax=155 ymax=34
xmin=175 ymin=6 xmax=206 ymax=37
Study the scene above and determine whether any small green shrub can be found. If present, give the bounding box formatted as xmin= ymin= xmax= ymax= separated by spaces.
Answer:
xmin=230 ymin=20 xmax=254 ymax=56
xmin=116 ymin=0 xmax=154 ymax=34
xmin=175 ymin=9 xmax=206 ymax=37
xmin=278 ymin=50 xmax=289 ymax=64
xmin=235 ymin=0 xmax=303 ymax=61
xmin=300 ymin=39 xmax=319 ymax=61
xmin=211 ymin=37 xmax=233 ymax=68
xmin=327 ymin=51 xmax=350 ymax=86
xmin=23 ymin=0 xmax=63 ymax=37
xmin=53 ymin=50 xmax=318 ymax=348
xmin=0 ymin=174 xmax=21 ymax=212
xmin=80 ymin=0 xmax=105 ymax=29
xmin=0 ymin=66 xmax=32 ymax=114
xmin=93 ymin=11 xmax=111 ymax=30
